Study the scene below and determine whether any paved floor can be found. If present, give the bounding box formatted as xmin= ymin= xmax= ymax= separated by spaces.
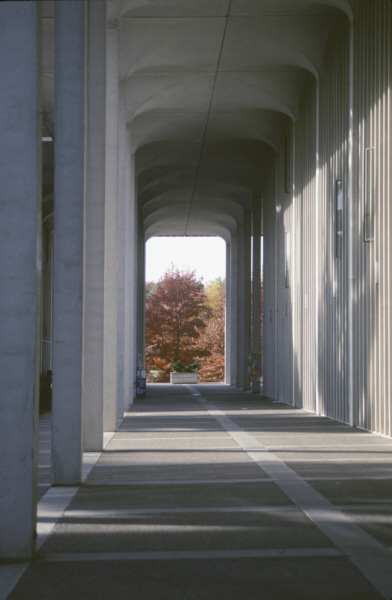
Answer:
xmin=4 ymin=384 xmax=392 ymax=599
xmin=37 ymin=412 xmax=52 ymax=501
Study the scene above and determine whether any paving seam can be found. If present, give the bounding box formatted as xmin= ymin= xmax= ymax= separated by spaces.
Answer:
xmin=188 ymin=386 xmax=392 ymax=600
xmin=305 ymin=475 xmax=392 ymax=481
xmin=84 ymin=477 xmax=271 ymax=486
xmin=283 ymin=458 xmax=392 ymax=463
xmin=63 ymin=505 xmax=298 ymax=517
xmin=37 ymin=548 xmax=343 ymax=562
xmin=110 ymin=435 xmax=232 ymax=440
xmin=337 ymin=504 xmax=392 ymax=510
xmin=83 ymin=475 xmax=392 ymax=484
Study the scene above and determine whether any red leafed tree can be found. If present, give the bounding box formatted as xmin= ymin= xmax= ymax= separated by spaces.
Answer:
xmin=145 ymin=267 xmax=211 ymax=382
xmin=198 ymin=279 xmax=225 ymax=382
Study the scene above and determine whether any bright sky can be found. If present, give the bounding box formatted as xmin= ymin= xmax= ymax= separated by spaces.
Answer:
xmin=145 ymin=236 xmax=226 ymax=284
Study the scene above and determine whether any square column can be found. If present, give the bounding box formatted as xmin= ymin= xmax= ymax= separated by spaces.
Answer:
xmin=236 ymin=223 xmax=245 ymax=388
xmin=104 ymin=19 xmax=119 ymax=431
xmin=224 ymin=241 xmax=232 ymax=384
xmin=229 ymin=233 xmax=238 ymax=385
xmin=83 ymin=0 xmax=106 ymax=451
xmin=243 ymin=210 xmax=252 ymax=390
xmin=124 ymin=143 xmax=138 ymax=407
xmin=117 ymin=81 xmax=127 ymax=419
xmin=136 ymin=227 xmax=146 ymax=370
xmin=52 ymin=1 xmax=85 ymax=484
xmin=251 ymin=196 xmax=262 ymax=393
xmin=0 ymin=3 xmax=41 ymax=559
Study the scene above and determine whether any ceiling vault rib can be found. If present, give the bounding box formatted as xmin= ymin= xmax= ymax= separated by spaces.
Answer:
xmin=184 ymin=0 xmax=233 ymax=236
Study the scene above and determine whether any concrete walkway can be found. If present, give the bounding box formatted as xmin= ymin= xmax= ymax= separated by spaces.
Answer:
xmin=3 ymin=384 xmax=392 ymax=599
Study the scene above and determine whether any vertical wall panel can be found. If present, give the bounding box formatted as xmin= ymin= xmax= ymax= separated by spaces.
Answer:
xmin=294 ymin=75 xmax=317 ymax=413
xmin=272 ymin=1 xmax=391 ymax=439
xmin=352 ymin=0 xmax=391 ymax=436
xmin=262 ymin=154 xmax=278 ymax=400
xmin=275 ymin=121 xmax=295 ymax=405
xmin=318 ymin=17 xmax=350 ymax=423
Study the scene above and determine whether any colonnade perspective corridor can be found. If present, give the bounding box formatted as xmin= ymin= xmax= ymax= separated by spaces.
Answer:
xmin=0 ymin=0 xmax=391 ymax=563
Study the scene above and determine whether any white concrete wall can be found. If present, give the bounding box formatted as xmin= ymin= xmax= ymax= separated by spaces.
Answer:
xmin=352 ymin=0 xmax=392 ymax=435
xmin=317 ymin=17 xmax=351 ymax=423
xmin=270 ymin=1 xmax=392 ymax=440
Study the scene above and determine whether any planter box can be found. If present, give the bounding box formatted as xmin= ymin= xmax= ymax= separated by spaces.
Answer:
xmin=170 ymin=372 xmax=199 ymax=384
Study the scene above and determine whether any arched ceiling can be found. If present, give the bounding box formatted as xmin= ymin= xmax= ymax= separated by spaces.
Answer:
xmin=41 ymin=0 xmax=353 ymax=240
xmin=116 ymin=0 xmax=351 ymax=239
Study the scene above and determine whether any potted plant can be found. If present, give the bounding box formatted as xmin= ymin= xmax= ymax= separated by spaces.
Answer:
xmin=170 ymin=360 xmax=200 ymax=384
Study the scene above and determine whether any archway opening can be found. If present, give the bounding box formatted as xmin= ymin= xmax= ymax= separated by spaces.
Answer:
xmin=145 ymin=236 xmax=226 ymax=384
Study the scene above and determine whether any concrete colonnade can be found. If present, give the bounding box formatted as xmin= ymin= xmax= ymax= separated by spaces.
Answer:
xmin=0 ymin=0 xmax=284 ymax=561
xmin=0 ymin=1 xmax=144 ymax=558
xmin=4 ymin=0 xmax=390 ymax=564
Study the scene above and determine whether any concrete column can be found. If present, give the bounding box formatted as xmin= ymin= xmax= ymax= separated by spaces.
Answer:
xmin=104 ymin=19 xmax=119 ymax=431
xmin=0 ymin=2 xmax=41 ymax=559
xmin=263 ymin=171 xmax=278 ymax=400
xmin=243 ymin=210 xmax=252 ymax=390
xmin=230 ymin=232 xmax=238 ymax=385
xmin=124 ymin=146 xmax=138 ymax=407
xmin=134 ymin=200 xmax=146 ymax=376
xmin=252 ymin=197 xmax=262 ymax=393
xmin=236 ymin=223 xmax=245 ymax=388
xmin=235 ymin=215 xmax=252 ymax=389
xmin=224 ymin=241 xmax=231 ymax=384
xmin=117 ymin=81 xmax=126 ymax=420
xmin=136 ymin=226 xmax=146 ymax=368
xmin=52 ymin=0 xmax=85 ymax=485
xmin=83 ymin=0 xmax=106 ymax=452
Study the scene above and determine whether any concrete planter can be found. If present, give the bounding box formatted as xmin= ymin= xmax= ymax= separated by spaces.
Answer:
xmin=170 ymin=372 xmax=199 ymax=384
